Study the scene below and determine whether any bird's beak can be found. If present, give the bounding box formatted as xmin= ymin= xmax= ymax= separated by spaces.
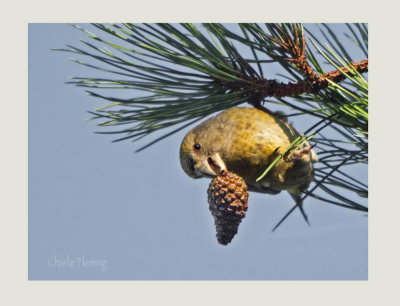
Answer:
xmin=194 ymin=153 xmax=227 ymax=178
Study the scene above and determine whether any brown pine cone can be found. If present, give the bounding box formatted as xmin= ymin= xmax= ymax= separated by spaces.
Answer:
xmin=207 ymin=169 xmax=249 ymax=245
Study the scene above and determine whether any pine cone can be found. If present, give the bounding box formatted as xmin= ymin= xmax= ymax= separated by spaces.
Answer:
xmin=207 ymin=169 xmax=249 ymax=245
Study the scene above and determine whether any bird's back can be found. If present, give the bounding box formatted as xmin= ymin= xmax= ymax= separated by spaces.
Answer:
xmin=211 ymin=107 xmax=312 ymax=193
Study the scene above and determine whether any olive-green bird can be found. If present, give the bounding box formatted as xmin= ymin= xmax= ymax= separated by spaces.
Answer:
xmin=179 ymin=107 xmax=318 ymax=221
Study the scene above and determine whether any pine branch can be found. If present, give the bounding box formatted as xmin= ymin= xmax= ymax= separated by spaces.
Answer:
xmin=230 ymin=59 xmax=368 ymax=101
xmin=56 ymin=22 xmax=368 ymax=215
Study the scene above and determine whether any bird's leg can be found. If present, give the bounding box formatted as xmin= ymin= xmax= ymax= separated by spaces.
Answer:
xmin=252 ymin=101 xmax=276 ymax=116
xmin=254 ymin=102 xmax=271 ymax=114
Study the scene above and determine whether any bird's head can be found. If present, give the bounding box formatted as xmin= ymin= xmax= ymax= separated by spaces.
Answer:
xmin=179 ymin=128 xmax=227 ymax=179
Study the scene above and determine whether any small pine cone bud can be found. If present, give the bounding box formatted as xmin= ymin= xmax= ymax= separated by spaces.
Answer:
xmin=207 ymin=169 xmax=249 ymax=245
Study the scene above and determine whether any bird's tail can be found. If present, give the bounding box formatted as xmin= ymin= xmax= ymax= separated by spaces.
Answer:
xmin=271 ymin=189 xmax=310 ymax=232
xmin=289 ymin=189 xmax=310 ymax=226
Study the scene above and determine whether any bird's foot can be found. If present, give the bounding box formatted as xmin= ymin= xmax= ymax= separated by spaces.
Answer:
xmin=284 ymin=144 xmax=316 ymax=163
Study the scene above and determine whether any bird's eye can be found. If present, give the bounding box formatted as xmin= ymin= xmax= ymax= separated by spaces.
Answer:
xmin=193 ymin=143 xmax=201 ymax=150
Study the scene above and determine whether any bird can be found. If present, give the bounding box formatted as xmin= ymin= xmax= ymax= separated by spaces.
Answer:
xmin=179 ymin=106 xmax=318 ymax=222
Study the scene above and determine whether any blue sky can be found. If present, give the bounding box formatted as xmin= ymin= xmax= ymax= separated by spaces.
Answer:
xmin=28 ymin=23 xmax=367 ymax=280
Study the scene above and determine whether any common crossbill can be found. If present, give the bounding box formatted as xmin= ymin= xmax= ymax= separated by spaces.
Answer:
xmin=180 ymin=107 xmax=318 ymax=217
